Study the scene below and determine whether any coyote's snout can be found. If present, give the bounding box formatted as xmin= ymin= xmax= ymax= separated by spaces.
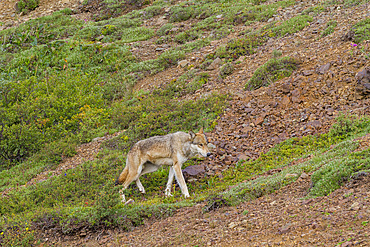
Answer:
xmin=115 ymin=128 xmax=211 ymax=202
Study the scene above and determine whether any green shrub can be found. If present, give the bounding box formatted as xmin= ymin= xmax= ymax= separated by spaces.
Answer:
xmin=174 ymin=30 xmax=201 ymax=44
xmin=352 ymin=18 xmax=370 ymax=44
xmin=310 ymin=145 xmax=370 ymax=197
xmin=16 ymin=0 xmax=39 ymax=13
xmin=272 ymin=49 xmax=282 ymax=58
xmin=225 ymin=34 xmax=261 ymax=60
xmin=169 ymin=6 xmax=194 ymax=22
xmin=0 ymin=73 xmax=107 ymax=167
xmin=245 ymin=56 xmax=299 ymax=90
xmin=329 ymin=113 xmax=370 ymax=139
xmin=321 ymin=20 xmax=337 ymax=37
xmin=267 ymin=15 xmax=313 ymax=37
xmin=301 ymin=6 xmax=325 ymax=16
xmin=219 ymin=63 xmax=234 ymax=78
xmin=210 ymin=26 xmax=231 ymax=40
xmin=156 ymin=23 xmax=174 ymax=36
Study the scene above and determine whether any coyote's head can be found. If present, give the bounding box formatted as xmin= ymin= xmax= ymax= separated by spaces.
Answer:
xmin=189 ymin=127 xmax=211 ymax=158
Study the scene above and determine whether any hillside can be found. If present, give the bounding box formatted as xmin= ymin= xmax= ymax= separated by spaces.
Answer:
xmin=0 ymin=0 xmax=369 ymax=246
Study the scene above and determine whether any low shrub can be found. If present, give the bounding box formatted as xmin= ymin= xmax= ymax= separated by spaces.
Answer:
xmin=352 ymin=18 xmax=370 ymax=44
xmin=169 ymin=6 xmax=194 ymax=22
xmin=16 ymin=0 xmax=39 ymax=13
xmin=245 ymin=56 xmax=299 ymax=90
xmin=219 ymin=63 xmax=234 ymax=79
xmin=321 ymin=20 xmax=337 ymax=37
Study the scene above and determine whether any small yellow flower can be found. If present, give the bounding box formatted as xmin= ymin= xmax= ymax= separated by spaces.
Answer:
xmin=1 ymin=232 xmax=3 ymax=235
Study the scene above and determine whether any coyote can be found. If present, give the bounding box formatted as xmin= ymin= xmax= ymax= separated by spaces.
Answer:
xmin=115 ymin=128 xmax=211 ymax=202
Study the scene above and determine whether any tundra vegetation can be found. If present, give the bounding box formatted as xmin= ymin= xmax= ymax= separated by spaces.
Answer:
xmin=0 ymin=0 xmax=370 ymax=245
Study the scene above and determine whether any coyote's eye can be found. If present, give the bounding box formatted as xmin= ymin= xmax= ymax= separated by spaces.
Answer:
xmin=198 ymin=143 xmax=203 ymax=147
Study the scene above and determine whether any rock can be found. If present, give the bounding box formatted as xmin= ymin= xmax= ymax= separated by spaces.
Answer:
xmin=284 ymin=173 xmax=298 ymax=179
xmin=350 ymin=202 xmax=360 ymax=210
xmin=281 ymin=95 xmax=291 ymax=105
xmin=236 ymin=56 xmax=245 ymax=62
xmin=178 ymin=60 xmax=190 ymax=68
xmin=311 ymin=222 xmax=318 ymax=229
xmin=278 ymin=223 xmax=291 ymax=234
xmin=300 ymin=172 xmax=309 ymax=179
xmin=208 ymin=143 xmax=216 ymax=149
xmin=355 ymin=67 xmax=370 ymax=95
xmin=316 ymin=63 xmax=331 ymax=74
xmin=302 ymin=70 xmax=313 ymax=76
xmin=228 ymin=222 xmax=238 ymax=229
xmin=281 ymin=83 xmax=292 ymax=94
xmin=207 ymin=57 xmax=222 ymax=70
xmin=307 ymin=120 xmax=322 ymax=128
xmin=327 ymin=207 xmax=336 ymax=213
xmin=341 ymin=241 xmax=353 ymax=247
xmin=254 ymin=116 xmax=265 ymax=126
xmin=237 ymin=154 xmax=249 ymax=161
xmin=341 ymin=30 xmax=355 ymax=41
xmin=183 ymin=165 xmax=206 ymax=177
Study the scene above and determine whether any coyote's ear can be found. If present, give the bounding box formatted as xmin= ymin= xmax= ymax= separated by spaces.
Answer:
xmin=199 ymin=127 xmax=204 ymax=134
xmin=189 ymin=130 xmax=195 ymax=140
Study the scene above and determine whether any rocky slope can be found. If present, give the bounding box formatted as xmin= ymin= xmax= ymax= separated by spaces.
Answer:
xmin=1 ymin=0 xmax=369 ymax=246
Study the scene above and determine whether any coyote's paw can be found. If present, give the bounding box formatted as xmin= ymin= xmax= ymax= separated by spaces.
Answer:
xmin=124 ymin=199 xmax=135 ymax=205
xmin=121 ymin=194 xmax=126 ymax=203
xmin=164 ymin=188 xmax=173 ymax=197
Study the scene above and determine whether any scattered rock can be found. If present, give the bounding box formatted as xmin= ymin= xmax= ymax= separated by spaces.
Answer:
xmin=281 ymin=83 xmax=292 ymax=94
xmin=237 ymin=154 xmax=249 ymax=161
xmin=207 ymin=57 xmax=222 ymax=70
xmin=350 ymin=202 xmax=360 ymax=210
xmin=278 ymin=223 xmax=292 ymax=234
xmin=183 ymin=165 xmax=206 ymax=177
xmin=341 ymin=241 xmax=353 ymax=247
xmin=341 ymin=30 xmax=355 ymax=41
xmin=178 ymin=60 xmax=190 ymax=68
xmin=228 ymin=222 xmax=238 ymax=229
xmin=302 ymin=70 xmax=313 ymax=76
xmin=316 ymin=63 xmax=331 ymax=74
xmin=208 ymin=143 xmax=216 ymax=149
xmin=355 ymin=67 xmax=370 ymax=95
xmin=284 ymin=173 xmax=298 ymax=179
xmin=300 ymin=172 xmax=309 ymax=179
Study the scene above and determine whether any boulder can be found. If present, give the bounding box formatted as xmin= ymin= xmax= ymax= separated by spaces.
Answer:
xmin=355 ymin=67 xmax=370 ymax=95
xmin=182 ymin=165 xmax=206 ymax=178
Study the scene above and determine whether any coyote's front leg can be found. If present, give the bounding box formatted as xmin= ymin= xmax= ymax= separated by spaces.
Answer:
xmin=172 ymin=162 xmax=190 ymax=198
xmin=165 ymin=167 xmax=175 ymax=196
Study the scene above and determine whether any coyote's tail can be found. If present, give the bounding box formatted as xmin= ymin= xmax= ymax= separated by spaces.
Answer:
xmin=115 ymin=166 xmax=128 ymax=185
